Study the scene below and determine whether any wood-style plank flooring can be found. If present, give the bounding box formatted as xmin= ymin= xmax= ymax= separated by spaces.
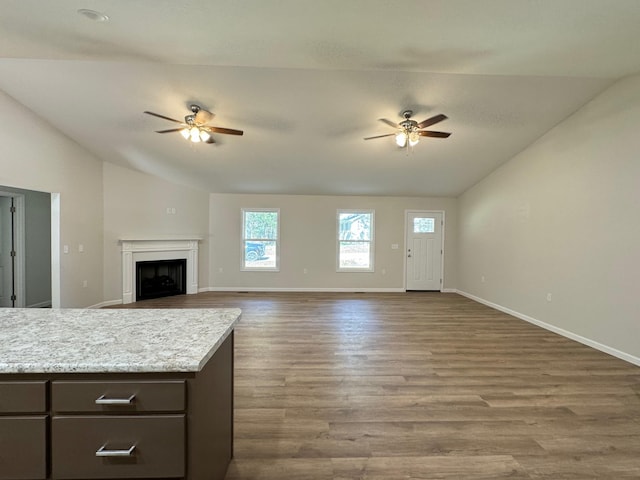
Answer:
xmin=113 ymin=292 xmax=640 ymax=479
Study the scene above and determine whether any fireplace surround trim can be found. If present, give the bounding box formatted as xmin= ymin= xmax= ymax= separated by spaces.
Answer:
xmin=120 ymin=238 xmax=201 ymax=304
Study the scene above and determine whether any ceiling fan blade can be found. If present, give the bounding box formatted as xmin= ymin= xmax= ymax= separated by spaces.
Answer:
xmin=417 ymin=114 xmax=448 ymax=129
xmin=195 ymin=109 xmax=214 ymax=124
xmin=379 ymin=118 xmax=399 ymax=128
xmin=143 ymin=111 xmax=184 ymax=124
xmin=418 ymin=130 xmax=451 ymax=138
xmin=364 ymin=133 xmax=396 ymax=140
xmin=208 ymin=126 xmax=244 ymax=136
xmin=155 ymin=128 xmax=185 ymax=134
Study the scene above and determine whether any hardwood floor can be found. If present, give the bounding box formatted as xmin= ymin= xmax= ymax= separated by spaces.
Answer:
xmin=112 ymin=292 xmax=640 ymax=479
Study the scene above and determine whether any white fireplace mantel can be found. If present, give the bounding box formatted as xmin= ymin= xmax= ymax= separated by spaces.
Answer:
xmin=120 ymin=237 xmax=201 ymax=304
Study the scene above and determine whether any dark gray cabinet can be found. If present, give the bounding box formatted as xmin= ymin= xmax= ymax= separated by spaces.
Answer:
xmin=0 ymin=381 xmax=47 ymax=480
xmin=0 ymin=332 xmax=233 ymax=480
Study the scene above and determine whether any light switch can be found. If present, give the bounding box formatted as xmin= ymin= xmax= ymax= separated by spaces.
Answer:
xmin=391 ymin=244 xmax=399 ymax=250
xmin=63 ymin=245 xmax=69 ymax=254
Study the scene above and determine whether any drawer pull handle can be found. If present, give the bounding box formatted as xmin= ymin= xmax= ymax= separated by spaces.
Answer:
xmin=95 ymin=394 xmax=136 ymax=405
xmin=96 ymin=445 xmax=136 ymax=457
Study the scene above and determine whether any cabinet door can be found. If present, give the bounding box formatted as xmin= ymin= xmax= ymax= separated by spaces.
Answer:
xmin=0 ymin=382 xmax=46 ymax=413
xmin=51 ymin=415 xmax=185 ymax=479
xmin=0 ymin=416 xmax=47 ymax=480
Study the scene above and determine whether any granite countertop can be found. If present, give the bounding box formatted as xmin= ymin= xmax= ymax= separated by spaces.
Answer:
xmin=0 ymin=308 xmax=241 ymax=374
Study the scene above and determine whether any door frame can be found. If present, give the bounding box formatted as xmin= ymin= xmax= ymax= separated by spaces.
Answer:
xmin=51 ymin=192 xmax=61 ymax=308
xmin=403 ymin=209 xmax=445 ymax=292
xmin=0 ymin=189 xmax=60 ymax=308
xmin=0 ymin=191 xmax=26 ymax=307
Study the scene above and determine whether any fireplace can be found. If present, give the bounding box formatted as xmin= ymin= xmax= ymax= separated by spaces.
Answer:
xmin=136 ymin=259 xmax=186 ymax=301
xmin=120 ymin=238 xmax=200 ymax=304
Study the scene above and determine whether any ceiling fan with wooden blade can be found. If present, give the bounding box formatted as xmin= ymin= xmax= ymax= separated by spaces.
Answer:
xmin=364 ymin=110 xmax=451 ymax=148
xmin=144 ymin=104 xmax=243 ymax=144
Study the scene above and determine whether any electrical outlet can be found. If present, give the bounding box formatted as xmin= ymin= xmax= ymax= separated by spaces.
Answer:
xmin=303 ymin=268 xmax=308 ymax=274
xmin=78 ymin=244 xmax=84 ymax=253
xmin=546 ymin=293 xmax=552 ymax=302
xmin=63 ymin=245 xmax=69 ymax=254
xmin=481 ymin=276 xmax=485 ymax=283
xmin=391 ymin=244 xmax=399 ymax=250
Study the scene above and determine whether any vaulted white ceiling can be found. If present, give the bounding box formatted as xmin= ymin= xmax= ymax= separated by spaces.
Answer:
xmin=1 ymin=0 xmax=639 ymax=196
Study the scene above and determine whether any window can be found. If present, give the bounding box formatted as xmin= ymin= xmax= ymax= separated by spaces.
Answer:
xmin=337 ymin=210 xmax=374 ymax=271
xmin=413 ymin=217 xmax=435 ymax=233
xmin=242 ymin=209 xmax=279 ymax=271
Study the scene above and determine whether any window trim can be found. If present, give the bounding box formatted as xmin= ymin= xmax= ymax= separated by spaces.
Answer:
xmin=241 ymin=208 xmax=280 ymax=272
xmin=336 ymin=209 xmax=375 ymax=272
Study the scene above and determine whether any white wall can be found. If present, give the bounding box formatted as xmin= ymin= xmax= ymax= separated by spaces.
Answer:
xmin=0 ymin=90 xmax=104 ymax=308
xmin=209 ymin=193 xmax=457 ymax=291
xmin=458 ymin=74 xmax=640 ymax=362
xmin=102 ymin=162 xmax=210 ymax=303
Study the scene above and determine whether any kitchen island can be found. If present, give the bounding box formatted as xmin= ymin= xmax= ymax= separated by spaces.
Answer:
xmin=0 ymin=308 xmax=241 ymax=480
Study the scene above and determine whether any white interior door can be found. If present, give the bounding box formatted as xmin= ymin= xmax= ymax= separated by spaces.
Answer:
xmin=0 ymin=196 xmax=13 ymax=307
xmin=406 ymin=211 xmax=443 ymax=291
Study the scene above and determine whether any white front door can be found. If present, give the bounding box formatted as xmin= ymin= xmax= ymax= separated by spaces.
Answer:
xmin=0 ymin=196 xmax=13 ymax=307
xmin=405 ymin=211 xmax=443 ymax=291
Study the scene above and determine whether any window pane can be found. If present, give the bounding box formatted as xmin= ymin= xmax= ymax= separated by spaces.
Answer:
xmin=242 ymin=208 xmax=279 ymax=271
xmin=244 ymin=240 xmax=277 ymax=269
xmin=413 ymin=217 xmax=435 ymax=233
xmin=339 ymin=242 xmax=371 ymax=269
xmin=338 ymin=213 xmax=371 ymax=241
xmin=244 ymin=211 xmax=278 ymax=240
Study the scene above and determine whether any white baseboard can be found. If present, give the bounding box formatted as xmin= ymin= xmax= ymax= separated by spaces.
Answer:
xmin=456 ymin=290 xmax=640 ymax=367
xmin=203 ymin=287 xmax=406 ymax=293
xmin=27 ymin=300 xmax=52 ymax=308
xmin=88 ymin=299 xmax=123 ymax=309
xmin=200 ymin=287 xmax=456 ymax=293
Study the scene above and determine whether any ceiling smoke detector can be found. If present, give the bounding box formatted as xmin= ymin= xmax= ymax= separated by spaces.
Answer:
xmin=77 ymin=9 xmax=110 ymax=22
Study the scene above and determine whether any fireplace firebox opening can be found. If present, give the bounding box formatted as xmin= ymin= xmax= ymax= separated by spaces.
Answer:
xmin=136 ymin=259 xmax=186 ymax=301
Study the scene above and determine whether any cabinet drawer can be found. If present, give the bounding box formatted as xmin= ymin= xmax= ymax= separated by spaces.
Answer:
xmin=0 ymin=416 xmax=47 ymax=480
xmin=0 ymin=382 xmax=47 ymax=413
xmin=51 ymin=381 xmax=185 ymax=413
xmin=51 ymin=415 xmax=184 ymax=479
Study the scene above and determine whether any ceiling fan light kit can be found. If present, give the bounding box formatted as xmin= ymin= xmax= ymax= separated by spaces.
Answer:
xmin=180 ymin=126 xmax=211 ymax=143
xmin=365 ymin=109 xmax=451 ymax=152
xmin=145 ymin=105 xmax=448 ymax=150
xmin=144 ymin=104 xmax=243 ymax=145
